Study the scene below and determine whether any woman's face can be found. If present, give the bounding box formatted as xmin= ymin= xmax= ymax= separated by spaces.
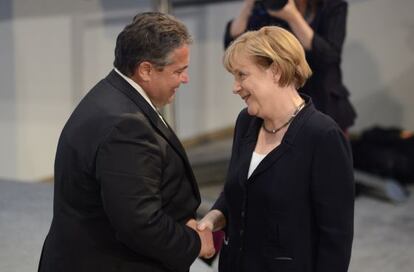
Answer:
xmin=231 ymin=53 xmax=278 ymax=117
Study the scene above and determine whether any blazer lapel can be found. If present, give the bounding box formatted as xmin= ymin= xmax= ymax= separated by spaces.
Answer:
xmin=238 ymin=118 xmax=261 ymax=186
xmin=106 ymin=70 xmax=200 ymax=200
xmin=237 ymin=116 xmax=290 ymax=183
xmin=248 ymin=142 xmax=291 ymax=181
xmin=248 ymin=95 xmax=315 ymax=181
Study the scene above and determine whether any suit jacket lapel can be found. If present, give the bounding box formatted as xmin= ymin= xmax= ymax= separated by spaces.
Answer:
xmin=164 ymin=122 xmax=201 ymax=201
xmin=106 ymin=70 xmax=200 ymax=200
xmin=106 ymin=70 xmax=184 ymax=158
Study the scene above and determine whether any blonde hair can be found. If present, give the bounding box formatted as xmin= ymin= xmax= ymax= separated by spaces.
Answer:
xmin=223 ymin=26 xmax=312 ymax=88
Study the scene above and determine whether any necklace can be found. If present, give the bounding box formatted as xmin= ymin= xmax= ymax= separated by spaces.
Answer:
xmin=262 ymin=100 xmax=306 ymax=134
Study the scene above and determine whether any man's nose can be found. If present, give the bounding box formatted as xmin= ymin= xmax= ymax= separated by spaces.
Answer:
xmin=181 ymin=71 xmax=189 ymax=84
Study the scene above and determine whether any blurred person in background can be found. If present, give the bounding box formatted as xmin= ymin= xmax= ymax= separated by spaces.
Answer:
xmin=225 ymin=0 xmax=356 ymax=131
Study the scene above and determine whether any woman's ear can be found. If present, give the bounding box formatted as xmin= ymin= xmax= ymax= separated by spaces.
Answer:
xmin=271 ymin=63 xmax=281 ymax=84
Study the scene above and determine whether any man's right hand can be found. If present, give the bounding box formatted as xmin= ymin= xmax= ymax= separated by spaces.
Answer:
xmin=186 ymin=219 xmax=215 ymax=258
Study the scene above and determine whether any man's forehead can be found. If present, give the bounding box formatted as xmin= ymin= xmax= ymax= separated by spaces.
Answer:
xmin=166 ymin=46 xmax=189 ymax=66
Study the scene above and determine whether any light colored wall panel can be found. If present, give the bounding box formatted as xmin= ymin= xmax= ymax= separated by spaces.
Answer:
xmin=14 ymin=15 xmax=73 ymax=180
xmin=0 ymin=1 xmax=17 ymax=179
xmin=344 ymin=0 xmax=414 ymax=131
xmin=175 ymin=3 xmax=244 ymax=139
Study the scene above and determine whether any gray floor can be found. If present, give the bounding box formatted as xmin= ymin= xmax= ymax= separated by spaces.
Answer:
xmin=0 ymin=180 xmax=53 ymax=272
xmin=350 ymin=190 xmax=414 ymax=272
xmin=1 ymin=179 xmax=414 ymax=272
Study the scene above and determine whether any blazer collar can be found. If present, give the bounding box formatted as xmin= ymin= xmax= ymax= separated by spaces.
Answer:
xmin=105 ymin=70 xmax=200 ymax=200
xmin=240 ymin=94 xmax=316 ymax=182
xmin=278 ymin=94 xmax=316 ymax=146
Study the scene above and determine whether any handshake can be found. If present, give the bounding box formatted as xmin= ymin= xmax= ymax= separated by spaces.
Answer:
xmin=186 ymin=209 xmax=225 ymax=259
xmin=186 ymin=218 xmax=216 ymax=259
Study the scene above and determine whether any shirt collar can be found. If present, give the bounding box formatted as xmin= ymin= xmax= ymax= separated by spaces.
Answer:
xmin=114 ymin=68 xmax=167 ymax=126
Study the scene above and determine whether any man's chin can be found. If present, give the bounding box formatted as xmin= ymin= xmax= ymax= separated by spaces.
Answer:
xmin=167 ymin=94 xmax=176 ymax=104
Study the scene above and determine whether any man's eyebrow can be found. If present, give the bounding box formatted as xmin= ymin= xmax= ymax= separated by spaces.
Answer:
xmin=175 ymin=65 xmax=188 ymax=72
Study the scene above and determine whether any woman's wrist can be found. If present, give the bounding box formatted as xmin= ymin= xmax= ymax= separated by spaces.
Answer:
xmin=199 ymin=209 xmax=226 ymax=232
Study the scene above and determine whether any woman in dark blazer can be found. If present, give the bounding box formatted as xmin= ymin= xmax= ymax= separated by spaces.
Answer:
xmin=224 ymin=0 xmax=357 ymax=131
xmin=198 ymin=26 xmax=354 ymax=272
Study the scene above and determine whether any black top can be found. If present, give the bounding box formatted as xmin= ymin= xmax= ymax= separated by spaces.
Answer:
xmin=38 ymin=70 xmax=201 ymax=272
xmin=224 ymin=0 xmax=357 ymax=130
xmin=213 ymin=95 xmax=354 ymax=272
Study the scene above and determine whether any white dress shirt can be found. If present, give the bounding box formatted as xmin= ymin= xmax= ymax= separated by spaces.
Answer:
xmin=114 ymin=68 xmax=167 ymax=127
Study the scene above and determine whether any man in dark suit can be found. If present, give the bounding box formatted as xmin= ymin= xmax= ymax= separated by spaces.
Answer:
xmin=38 ymin=12 xmax=214 ymax=272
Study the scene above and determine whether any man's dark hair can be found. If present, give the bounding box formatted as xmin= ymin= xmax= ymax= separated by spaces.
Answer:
xmin=114 ymin=12 xmax=192 ymax=76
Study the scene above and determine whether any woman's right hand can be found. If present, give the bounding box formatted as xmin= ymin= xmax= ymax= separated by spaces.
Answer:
xmin=197 ymin=217 xmax=214 ymax=232
xmin=197 ymin=209 xmax=226 ymax=232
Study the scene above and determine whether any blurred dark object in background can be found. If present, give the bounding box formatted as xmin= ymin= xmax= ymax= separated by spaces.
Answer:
xmin=351 ymin=126 xmax=414 ymax=184
xmin=263 ymin=0 xmax=288 ymax=11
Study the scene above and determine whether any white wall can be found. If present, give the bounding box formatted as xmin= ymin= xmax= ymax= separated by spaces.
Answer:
xmin=0 ymin=0 xmax=413 ymax=181
xmin=174 ymin=4 xmax=244 ymax=139
xmin=344 ymin=0 xmax=414 ymax=131
xmin=0 ymin=0 xmax=153 ymax=181
xmin=0 ymin=0 xmax=16 ymax=178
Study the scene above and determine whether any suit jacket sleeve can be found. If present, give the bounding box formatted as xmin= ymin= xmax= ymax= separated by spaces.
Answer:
xmin=307 ymin=1 xmax=348 ymax=69
xmin=311 ymin=127 xmax=354 ymax=272
xmin=95 ymin=115 xmax=200 ymax=271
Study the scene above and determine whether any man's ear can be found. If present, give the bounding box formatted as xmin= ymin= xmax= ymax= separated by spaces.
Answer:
xmin=136 ymin=61 xmax=152 ymax=81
